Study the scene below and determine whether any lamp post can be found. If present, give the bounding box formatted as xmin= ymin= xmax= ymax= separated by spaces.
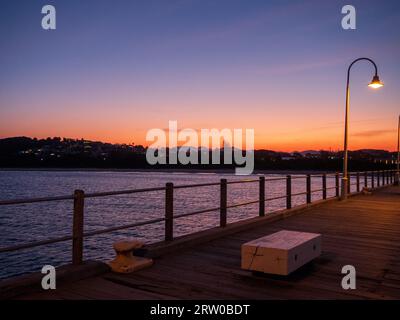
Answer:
xmin=396 ymin=115 xmax=400 ymax=186
xmin=341 ymin=58 xmax=384 ymax=200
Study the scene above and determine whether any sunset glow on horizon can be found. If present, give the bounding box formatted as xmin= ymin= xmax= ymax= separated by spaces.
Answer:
xmin=1 ymin=0 xmax=399 ymax=152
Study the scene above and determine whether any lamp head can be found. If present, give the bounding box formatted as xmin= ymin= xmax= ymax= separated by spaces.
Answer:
xmin=368 ymin=75 xmax=384 ymax=89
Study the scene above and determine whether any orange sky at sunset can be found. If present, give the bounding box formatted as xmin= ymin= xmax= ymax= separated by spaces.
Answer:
xmin=1 ymin=98 xmax=397 ymax=152
xmin=1 ymin=1 xmax=399 ymax=152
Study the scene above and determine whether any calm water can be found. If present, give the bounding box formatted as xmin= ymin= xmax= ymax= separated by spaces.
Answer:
xmin=0 ymin=170 xmax=350 ymax=279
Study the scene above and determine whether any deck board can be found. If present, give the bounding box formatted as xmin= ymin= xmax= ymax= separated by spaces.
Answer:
xmin=15 ymin=186 xmax=400 ymax=300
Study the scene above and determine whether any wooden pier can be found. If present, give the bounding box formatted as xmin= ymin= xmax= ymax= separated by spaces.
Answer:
xmin=9 ymin=185 xmax=400 ymax=300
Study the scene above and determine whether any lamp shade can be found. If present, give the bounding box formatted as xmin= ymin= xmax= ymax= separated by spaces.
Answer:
xmin=368 ymin=75 xmax=384 ymax=89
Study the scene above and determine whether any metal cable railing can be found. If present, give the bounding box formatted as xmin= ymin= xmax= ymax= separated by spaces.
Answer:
xmin=0 ymin=169 xmax=397 ymax=266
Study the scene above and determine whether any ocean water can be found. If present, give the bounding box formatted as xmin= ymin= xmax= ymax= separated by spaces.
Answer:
xmin=0 ymin=170 xmax=350 ymax=279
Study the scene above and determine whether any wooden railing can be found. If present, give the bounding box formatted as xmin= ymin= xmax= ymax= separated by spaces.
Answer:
xmin=0 ymin=169 xmax=397 ymax=266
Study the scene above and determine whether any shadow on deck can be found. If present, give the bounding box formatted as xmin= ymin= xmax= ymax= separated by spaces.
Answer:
xmin=15 ymin=186 xmax=400 ymax=299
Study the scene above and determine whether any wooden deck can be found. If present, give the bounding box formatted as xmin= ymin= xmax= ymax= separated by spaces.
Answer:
xmin=16 ymin=186 xmax=400 ymax=299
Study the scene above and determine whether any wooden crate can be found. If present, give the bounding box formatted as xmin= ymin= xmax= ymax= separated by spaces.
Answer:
xmin=241 ymin=230 xmax=321 ymax=275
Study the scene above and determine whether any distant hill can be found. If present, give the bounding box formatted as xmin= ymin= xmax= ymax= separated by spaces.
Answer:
xmin=0 ymin=136 xmax=396 ymax=171
xmin=299 ymin=150 xmax=320 ymax=156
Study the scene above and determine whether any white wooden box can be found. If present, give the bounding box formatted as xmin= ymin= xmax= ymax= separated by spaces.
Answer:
xmin=241 ymin=230 xmax=321 ymax=275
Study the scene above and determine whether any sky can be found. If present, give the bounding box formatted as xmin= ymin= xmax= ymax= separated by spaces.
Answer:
xmin=0 ymin=0 xmax=399 ymax=151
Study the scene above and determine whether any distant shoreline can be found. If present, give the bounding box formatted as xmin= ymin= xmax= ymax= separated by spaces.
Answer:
xmin=0 ymin=167 xmax=336 ymax=174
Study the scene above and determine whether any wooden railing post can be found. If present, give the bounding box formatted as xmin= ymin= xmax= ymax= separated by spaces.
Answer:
xmin=220 ymin=179 xmax=227 ymax=227
xmin=306 ymin=174 xmax=312 ymax=203
xmin=372 ymin=171 xmax=375 ymax=188
xmin=259 ymin=176 xmax=265 ymax=217
xmin=397 ymin=169 xmax=400 ymax=186
xmin=335 ymin=173 xmax=339 ymax=198
xmin=347 ymin=174 xmax=351 ymax=194
xmin=356 ymin=172 xmax=360 ymax=192
xmin=165 ymin=183 xmax=174 ymax=241
xmin=322 ymin=174 xmax=327 ymax=200
xmin=364 ymin=171 xmax=368 ymax=188
xmin=72 ymin=189 xmax=84 ymax=265
xmin=286 ymin=175 xmax=292 ymax=209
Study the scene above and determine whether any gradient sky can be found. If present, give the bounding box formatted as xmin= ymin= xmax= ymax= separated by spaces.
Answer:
xmin=0 ymin=0 xmax=399 ymax=151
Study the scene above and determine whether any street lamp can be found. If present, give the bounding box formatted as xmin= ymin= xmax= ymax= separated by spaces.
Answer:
xmin=341 ymin=58 xmax=384 ymax=200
